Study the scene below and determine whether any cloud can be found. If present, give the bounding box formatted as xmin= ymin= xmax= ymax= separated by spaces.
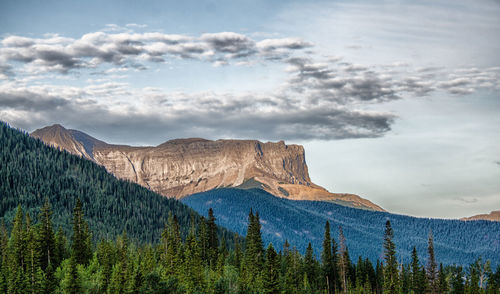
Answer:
xmin=1 ymin=29 xmax=499 ymax=143
xmin=454 ymin=197 xmax=479 ymax=204
xmin=0 ymin=81 xmax=395 ymax=142
xmin=0 ymin=31 xmax=313 ymax=73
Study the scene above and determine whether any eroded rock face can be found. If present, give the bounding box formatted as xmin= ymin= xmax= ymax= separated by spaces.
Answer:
xmin=31 ymin=124 xmax=384 ymax=211
xmin=461 ymin=211 xmax=500 ymax=222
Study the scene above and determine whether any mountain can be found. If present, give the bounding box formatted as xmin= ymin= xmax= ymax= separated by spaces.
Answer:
xmin=182 ymin=188 xmax=500 ymax=267
xmin=461 ymin=211 xmax=500 ymax=222
xmin=0 ymin=122 xmax=238 ymax=245
xmin=31 ymin=124 xmax=384 ymax=211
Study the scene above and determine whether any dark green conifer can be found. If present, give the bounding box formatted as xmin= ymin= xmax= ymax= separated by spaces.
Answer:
xmin=263 ymin=244 xmax=280 ymax=294
xmin=427 ymin=230 xmax=438 ymax=294
xmin=383 ymin=220 xmax=399 ymax=294
xmin=71 ymin=199 xmax=92 ymax=265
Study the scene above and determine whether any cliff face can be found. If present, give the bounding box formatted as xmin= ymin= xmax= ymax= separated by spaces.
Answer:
xmin=461 ymin=211 xmax=500 ymax=222
xmin=31 ymin=124 xmax=384 ymax=211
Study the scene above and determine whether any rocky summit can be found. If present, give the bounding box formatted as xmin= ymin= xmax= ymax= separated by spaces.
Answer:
xmin=31 ymin=124 xmax=384 ymax=211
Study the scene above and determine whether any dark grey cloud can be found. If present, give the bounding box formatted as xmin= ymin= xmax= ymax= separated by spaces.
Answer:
xmin=0 ymin=89 xmax=69 ymax=111
xmin=0 ymin=84 xmax=395 ymax=143
xmin=495 ymin=161 xmax=500 ymax=166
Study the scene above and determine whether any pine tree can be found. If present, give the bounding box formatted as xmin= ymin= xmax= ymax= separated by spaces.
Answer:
xmin=338 ymin=226 xmax=348 ymax=293
xmin=62 ymin=256 xmax=81 ymax=294
xmin=438 ymin=263 xmax=448 ymax=293
xmin=410 ymin=246 xmax=425 ymax=294
xmin=321 ymin=221 xmax=337 ymax=294
xmin=427 ymin=230 xmax=438 ymax=294
xmin=181 ymin=222 xmax=204 ymax=292
xmin=8 ymin=205 xmax=27 ymax=294
xmin=207 ymin=208 xmax=219 ymax=269
xmin=53 ymin=226 xmax=67 ymax=269
xmin=383 ymin=220 xmax=399 ymax=294
xmin=71 ymin=199 xmax=92 ymax=265
xmin=450 ymin=266 xmax=464 ymax=294
xmin=304 ymin=242 xmax=317 ymax=289
xmin=0 ymin=219 xmax=7 ymax=294
xmin=263 ymin=244 xmax=280 ymax=294
xmin=242 ymin=209 xmax=264 ymax=291
xmin=25 ymin=213 xmax=41 ymax=294
xmin=198 ymin=216 xmax=209 ymax=265
xmin=37 ymin=198 xmax=55 ymax=272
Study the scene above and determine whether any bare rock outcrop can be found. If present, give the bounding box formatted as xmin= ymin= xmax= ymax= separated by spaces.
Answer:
xmin=461 ymin=211 xmax=500 ymax=222
xmin=31 ymin=124 xmax=384 ymax=211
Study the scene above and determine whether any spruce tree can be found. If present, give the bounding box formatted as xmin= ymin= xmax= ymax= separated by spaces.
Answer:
xmin=338 ymin=226 xmax=348 ymax=293
xmin=304 ymin=242 xmax=317 ymax=289
xmin=71 ymin=199 xmax=92 ymax=265
xmin=383 ymin=220 xmax=399 ymax=294
xmin=37 ymin=198 xmax=55 ymax=272
xmin=207 ymin=208 xmax=219 ymax=269
xmin=242 ymin=209 xmax=264 ymax=290
xmin=321 ymin=221 xmax=336 ymax=294
xmin=427 ymin=230 xmax=438 ymax=294
xmin=410 ymin=246 xmax=425 ymax=294
xmin=62 ymin=256 xmax=81 ymax=294
xmin=263 ymin=244 xmax=280 ymax=294
xmin=8 ymin=206 xmax=27 ymax=294
xmin=182 ymin=222 xmax=204 ymax=292
xmin=438 ymin=263 xmax=448 ymax=293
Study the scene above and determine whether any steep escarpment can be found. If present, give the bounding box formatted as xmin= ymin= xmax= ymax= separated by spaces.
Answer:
xmin=31 ymin=124 xmax=384 ymax=211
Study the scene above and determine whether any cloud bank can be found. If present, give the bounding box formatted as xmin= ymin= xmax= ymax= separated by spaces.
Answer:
xmin=0 ymin=29 xmax=499 ymax=143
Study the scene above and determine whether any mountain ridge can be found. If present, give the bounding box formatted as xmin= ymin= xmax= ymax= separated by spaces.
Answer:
xmin=31 ymin=124 xmax=384 ymax=211
xmin=461 ymin=211 xmax=500 ymax=222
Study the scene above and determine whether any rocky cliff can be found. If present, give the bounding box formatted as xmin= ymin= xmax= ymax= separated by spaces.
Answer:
xmin=461 ymin=211 xmax=500 ymax=222
xmin=31 ymin=124 xmax=384 ymax=211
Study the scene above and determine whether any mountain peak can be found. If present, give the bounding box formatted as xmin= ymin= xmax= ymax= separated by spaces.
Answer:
xmin=31 ymin=124 xmax=107 ymax=160
xmin=31 ymin=124 xmax=384 ymax=211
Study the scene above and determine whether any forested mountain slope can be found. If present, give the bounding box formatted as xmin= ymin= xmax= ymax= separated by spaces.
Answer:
xmin=0 ymin=122 xmax=238 ymax=245
xmin=183 ymin=188 xmax=500 ymax=267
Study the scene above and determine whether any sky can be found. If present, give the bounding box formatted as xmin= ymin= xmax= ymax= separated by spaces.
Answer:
xmin=1 ymin=0 xmax=499 ymax=218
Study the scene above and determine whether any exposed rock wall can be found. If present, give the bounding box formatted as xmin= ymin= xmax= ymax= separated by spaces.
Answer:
xmin=32 ymin=124 xmax=384 ymax=211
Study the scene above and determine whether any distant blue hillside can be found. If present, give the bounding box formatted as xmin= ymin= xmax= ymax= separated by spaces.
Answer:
xmin=183 ymin=188 xmax=500 ymax=267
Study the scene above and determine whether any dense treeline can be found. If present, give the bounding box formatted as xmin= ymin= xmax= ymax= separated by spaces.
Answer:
xmin=0 ymin=122 xmax=238 ymax=247
xmin=1 ymin=200 xmax=499 ymax=293
xmin=183 ymin=188 xmax=500 ymax=266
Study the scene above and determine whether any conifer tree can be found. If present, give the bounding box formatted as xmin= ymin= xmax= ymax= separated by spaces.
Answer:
xmin=427 ymin=230 xmax=438 ymax=294
xmin=25 ymin=213 xmax=42 ymax=294
xmin=263 ymin=244 xmax=280 ymax=294
xmin=62 ymin=256 xmax=81 ymax=294
xmin=181 ymin=221 xmax=204 ymax=292
xmin=304 ymin=242 xmax=317 ymax=289
xmin=321 ymin=221 xmax=336 ymax=294
xmin=438 ymin=263 xmax=448 ymax=293
xmin=338 ymin=226 xmax=348 ymax=293
xmin=410 ymin=246 xmax=425 ymax=294
xmin=207 ymin=208 xmax=219 ymax=269
xmin=53 ymin=226 xmax=67 ymax=269
xmin=71 ymin=199 xmax=92 ymax=265
xmin=37 ymin=199 xmax=55 ymax=272
xmin=242 ymin=209 xmax=264 ymax=290
xmin=198 ymin=216 xmax=209 ymax=265
xmin=8 ymin=205 xmax=27 ymax=294
xmin=0 ymin=219 xmax=7 ymax=293
xmin=383 ymin=220 xmax=399 ymax=294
